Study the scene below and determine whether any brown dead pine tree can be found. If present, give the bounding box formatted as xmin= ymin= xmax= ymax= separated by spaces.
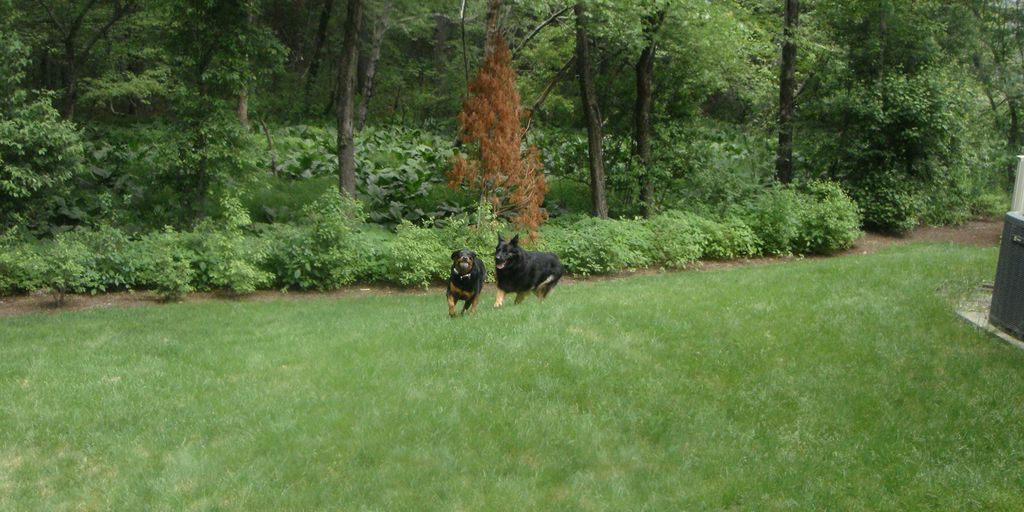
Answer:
xmin=449 ymin=33 xmax=547 ymax=237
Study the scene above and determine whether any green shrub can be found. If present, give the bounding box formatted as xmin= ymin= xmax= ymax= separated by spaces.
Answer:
xmin=850 ymin=170 xmax=922 ymax=234
xmin=972 ymin=191 xmax=1009 ymax=218
xmin=33 ymin=234 xmax=102 ymax=304
xmin=541 ymin=217 xmax=655 ymax=276
xmin=137 ymin=227 xmax=196 ymax=301
xmin=188 ymin=198 xmax=272 ymax=294
xmin=244 ymin=174 xmax=333 ymax=224
xmin=0 ymin=24 xmax=85 ymax=231
xmin=545 ymin=178 xmax=592 ymax=216
xmin=744 ymin=187 xmax=803 ymax=255
xmin=64 ymin=225 xmax=142 ymax=291
xmin=691 ymin=216 xmax=760 ymax=260
xmin=742 ymin=183 xmax=863 ymax=255
xmin=919 ymin=170 xmax=973 ymax=226
xmin=793 ymin=181 xmax=863 ymax=254
xmin=263 ymin=191 xmax=371 ymax=290
xmin=266 ymin=125 xmax=337 ymax=180
xmin=258 ymin=125 xmax=457 ymax=224
xmin=659 ymin=121 xmax=775 ymax=218
xmin=531 ymin=128 xmax=648 ymax=216
xmin=350 ymin=225 xmax=394 ymax=283
xmin=189 ymin=227 xmax=271 ymax=294
xmin=385 ymin=220 xmax=447 ymax=287
xmin=356 ymin=126 xmax=454 ymax=224
xmin=643 ymin=211 xmax=709 ymax=267
xmin=0 ymin=234 xmax=43 ymax=295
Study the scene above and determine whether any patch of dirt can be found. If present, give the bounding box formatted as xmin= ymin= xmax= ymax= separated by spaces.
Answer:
xmin=0 ymin=218 xmax=1004 ymax=319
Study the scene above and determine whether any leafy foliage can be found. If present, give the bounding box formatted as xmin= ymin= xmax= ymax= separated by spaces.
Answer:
xmin=848 ymin=169 xmax=923 ymax=235
xmin=384 ymin=220 xmax=448 ymax=288
xmin=33 ymin=234 xmax=102 ymax=304
xmin=643 ymin=212 xmax=708 ymax=268
xmin=263 ymin=191 xmax=370 ymax=290
xmin=0 ymin=231 xmax=42 ymax=295
xmin=0 ymin=15 xmax=85 ymax=231
xmin=690 ymin=215 xmax=760 ymax=261
xmin=542 ymin=217 xmax=655 ymax=276
xmin=64 ymin=225 xmax=142 ymax=290
xmin=137 ymin=227 xmax=196 ymax=301
xmin=744 ymin=182 xmax=863 ymax=255
xmin=793 ymin=181 xmax=864 ymax=254
xmin=188 ymin=197 xmax=272 ymax=294
xmin=357 ymin=126 xmax=455 ymax=224
xmin=744 ymin=186 xmax=804 ymax=256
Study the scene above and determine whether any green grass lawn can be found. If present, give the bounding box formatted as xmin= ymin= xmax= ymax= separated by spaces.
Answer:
xmin=2 ymin=243 xmax=1023 ymax=510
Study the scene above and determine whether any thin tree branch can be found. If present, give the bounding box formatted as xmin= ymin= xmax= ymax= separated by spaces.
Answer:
xmin=512 ymin=5 xmax=571 ymax=58
xmin=523 ymin=56 xmax=575 ymax=135
xmin=460 ymin=0 xmax=469 ymax=91
xmin=69 ymin=0 xmax=103 ymax=39
xmin=38 ymin=0 xmax=67 ymax=33
xmin=81 ymin=1 xmax=136 ymax=62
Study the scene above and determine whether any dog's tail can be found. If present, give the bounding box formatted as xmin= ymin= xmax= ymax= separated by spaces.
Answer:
xmin=536 ymin=268 xmax=563 ymax=298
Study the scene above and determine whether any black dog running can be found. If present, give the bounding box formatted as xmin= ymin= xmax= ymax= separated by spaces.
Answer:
xmin=493 ymin=234 xmax=564 ymax=307
xmin=447 ymin=249 xmax=485 ymax=317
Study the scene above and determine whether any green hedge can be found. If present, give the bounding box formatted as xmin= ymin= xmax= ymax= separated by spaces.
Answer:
xmin=744 ymin=181 xmax=863 ymax=255
xmin=0 ymin=185 xmax=863 ymax=298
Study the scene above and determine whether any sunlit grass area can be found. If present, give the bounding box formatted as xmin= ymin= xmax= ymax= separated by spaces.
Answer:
xmin=2 ymin=243 xmax=1022 ymax=510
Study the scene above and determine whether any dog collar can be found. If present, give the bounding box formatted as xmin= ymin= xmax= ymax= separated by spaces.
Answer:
xmin=452 ymin=267 xmax=472 ymax=279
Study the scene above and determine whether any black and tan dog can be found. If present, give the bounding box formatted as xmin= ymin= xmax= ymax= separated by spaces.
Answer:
xmin=493 ymin=234 xmax=564 ymax=307
xmin=447 ymin=249 xmax=485 ymax=317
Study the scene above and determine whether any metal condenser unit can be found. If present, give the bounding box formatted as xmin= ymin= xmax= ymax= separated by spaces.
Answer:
xmin=989 ymin=157 xmax=1024 ymax=339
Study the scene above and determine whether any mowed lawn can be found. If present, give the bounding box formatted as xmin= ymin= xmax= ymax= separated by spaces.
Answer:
xmin=3 ymin=243 xmax=1024 ymax=510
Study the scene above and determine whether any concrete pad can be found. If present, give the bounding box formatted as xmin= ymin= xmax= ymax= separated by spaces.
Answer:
xmin=957 ymin=285 xmax=1024 ymax=351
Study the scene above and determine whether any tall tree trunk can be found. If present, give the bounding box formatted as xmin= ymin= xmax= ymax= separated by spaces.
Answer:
xmin=306 ymin=0 xmax=336 ymax=113
xmin=237 ymin=87 xmax=250 ymax=128
xmin=358 ymin=0 xmax=391 ymax=130
xmin=61 ymin=38 xmax=78 ymax=119
xmin=574 ymin=2 xmax=607 ymax=219
xmin=238 ymin=8 xmax=254 ymax=128
xmin=484 ymin=0 xmax=502 ymax=58
xmin=336 ymin=0 xmax=363 ymax=197
xmin=62 ymin=67 xmax=78 ymax=120
xmin=433 ymin=12 xmax=450 ymax=70
xmin=460 ymin=0 xmax=470 ymax=90
xmin=775 ymin=0 xmax=799 ymax=184
xmin=877 ymin=2 xmax=887 ymax=80
xmin=1010 ymin=97 xmax=1020 ymax=186
xmin=635 ymin=10 xmax=665 ymax=217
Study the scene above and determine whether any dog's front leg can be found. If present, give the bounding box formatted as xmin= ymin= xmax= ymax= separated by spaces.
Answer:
xmin=447 ymin=293 xmax=457 ymax=317
xmin=494 ymin=289 xmax=506 ymax=308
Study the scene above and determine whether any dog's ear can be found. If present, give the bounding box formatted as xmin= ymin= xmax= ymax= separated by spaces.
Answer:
xmin=497 ymin=233 xmax=505 ymax=244
xmin=510 ymin=233 xmax=520 ymax=246
xmin=451 ymin=250 xmax=461 ymax=261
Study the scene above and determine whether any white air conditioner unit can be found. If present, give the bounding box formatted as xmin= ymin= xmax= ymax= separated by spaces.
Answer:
xmin=989 ymin=156 xmax=1024 ymax=339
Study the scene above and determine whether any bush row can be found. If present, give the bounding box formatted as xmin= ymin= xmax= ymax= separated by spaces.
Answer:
xmin=0 ymin=183 xmax=862 ymax=300
xmin=539 ymin=181 xmax=861 ymax=276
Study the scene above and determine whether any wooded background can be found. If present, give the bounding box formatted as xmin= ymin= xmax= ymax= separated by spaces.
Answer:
xmin=1 ymin=0 xmax=1020 ymax=236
